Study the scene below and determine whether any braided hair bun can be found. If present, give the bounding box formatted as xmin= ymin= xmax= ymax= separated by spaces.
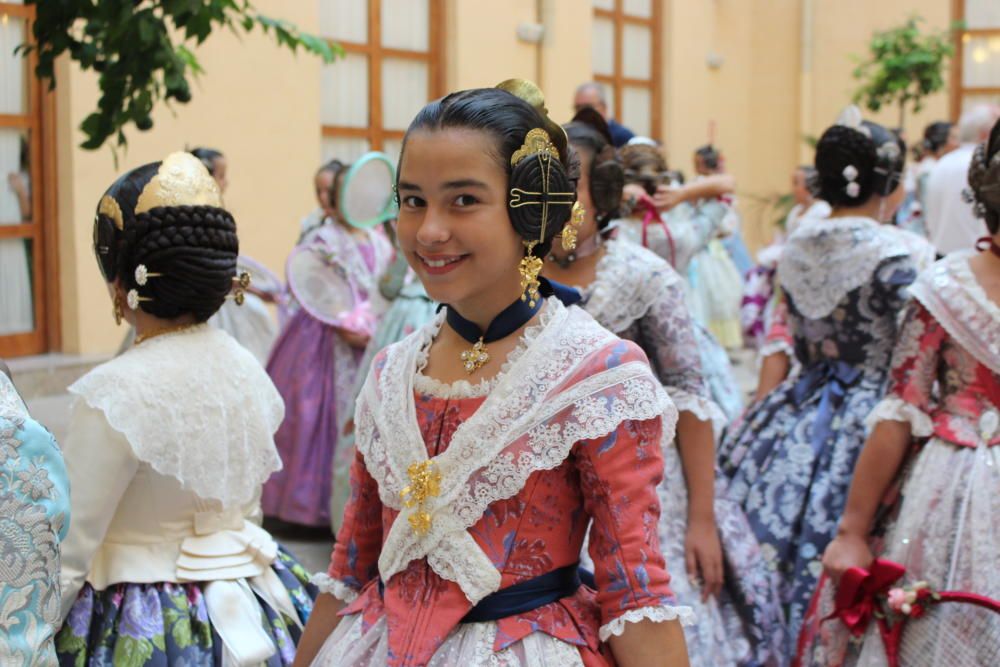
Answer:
xmin=93 ymin=152 xmax=239 ymax=322
xmin=966 ymin=116 xmax=1000 ymax=235
xmin=565 ymin=109 xmax=625 ymax=229
xmin=816 ymin=117 xmax=905 ymax=208
xmin=621 ymin=143 xmax=668 ymax=196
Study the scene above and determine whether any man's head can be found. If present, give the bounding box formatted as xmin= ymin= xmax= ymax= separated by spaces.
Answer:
xmin=574 ymin=82 xmax=609 ymax=119
xmin=958 ymin=104 xmax=1000 ymax=144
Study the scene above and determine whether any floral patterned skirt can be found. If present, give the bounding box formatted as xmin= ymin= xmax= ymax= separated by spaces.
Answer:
xmin=56 ymin=547 xmax=316 ymax=666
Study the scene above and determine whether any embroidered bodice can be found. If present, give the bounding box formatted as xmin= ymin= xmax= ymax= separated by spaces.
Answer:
xmin=869 ymin=253 xmax=1000 ymax=448
xmin=612 ymin=198 xmax=728 ymax=273
xmin=777 ymin=217 xmax=918 ymax=376
xmin=324 ymin=300 xmax=686 ymax=665
xmin=582 ymin=238 xmax=719 ymax=424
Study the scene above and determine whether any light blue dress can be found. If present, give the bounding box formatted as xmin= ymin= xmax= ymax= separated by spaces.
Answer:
xmin=0 ymin=373 xmax=70 ymax=665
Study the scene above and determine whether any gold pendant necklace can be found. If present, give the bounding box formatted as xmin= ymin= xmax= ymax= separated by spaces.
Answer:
xmin=459 ymin=338 xmax=490 ymax=374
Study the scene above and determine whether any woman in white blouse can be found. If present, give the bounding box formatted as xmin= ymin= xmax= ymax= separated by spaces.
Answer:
xmin=55 ymin=152 xmax=315 ymax=665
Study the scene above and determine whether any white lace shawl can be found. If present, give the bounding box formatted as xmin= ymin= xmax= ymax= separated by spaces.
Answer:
xmin=909 ymin=251 xmax=1000 ymax=375
xmin=584 ymin=238 xmax=684 ymax=335
xmin=777 ymin=216 xmax=910 ymax=319
xmin=355 ymin=299 xmax=677 ymax=604
xmin=0 ymin=373 xmax=28 ymax=420
xmin=69 ymin=325 xmax=284 ymax=508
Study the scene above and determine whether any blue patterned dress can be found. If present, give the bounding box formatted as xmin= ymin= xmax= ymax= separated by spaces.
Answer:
xmin=717 ymin=217 xmax=920 ymax=650
xmin=0 ymin=373 xmax=70 ymax=665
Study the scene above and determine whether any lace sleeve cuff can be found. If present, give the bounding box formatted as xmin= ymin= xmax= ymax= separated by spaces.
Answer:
xmin=864 ymin=396 xmax=933 ymax=437
xmin=759 ymin=338 xmax=793 ymax=359
xmin=310 ymin=573 xmax=359 ymax=603
xmin=669 ymin=388 xmax=727 ymax=437
xmin=598 ymin=604 xmax=697 ymax=643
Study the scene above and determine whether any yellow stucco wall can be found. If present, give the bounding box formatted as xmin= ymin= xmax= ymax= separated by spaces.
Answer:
xmin=51 ymin=0 xmax=956 ymax=355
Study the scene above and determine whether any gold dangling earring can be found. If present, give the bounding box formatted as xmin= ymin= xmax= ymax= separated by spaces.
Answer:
xmin=561 ymin=201 xmax=585 ymax=252
xmin=518 ymin=240 xmax=544 ymax=307
xmin=113 ymin=294 xmax=124 ymax=326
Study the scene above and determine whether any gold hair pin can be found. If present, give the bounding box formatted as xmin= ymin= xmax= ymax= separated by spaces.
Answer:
xmin=227 ymin=271 xmax=252 ymax=306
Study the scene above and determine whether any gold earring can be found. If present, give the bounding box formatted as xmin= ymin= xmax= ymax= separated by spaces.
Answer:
xmin=113 ymin=294 xmax=124 ymax=326
xmin=519 ymin=240 xmax=544 ymax=307
xmin=562 ymin=201 xmax=585 ymax=251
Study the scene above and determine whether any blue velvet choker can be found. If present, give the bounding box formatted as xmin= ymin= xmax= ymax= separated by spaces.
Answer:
xmin=444 ymin=277 xmax=581 ymax=374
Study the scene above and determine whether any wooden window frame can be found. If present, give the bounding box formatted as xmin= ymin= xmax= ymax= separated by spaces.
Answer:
xmin=0 ymin=2 xmax=59 ymax=357
xmin=593 ymin=0 xmax=662 ymax=140
xmin=321 ymin=0 xmax=446 ymax=150
xmin=951 ymin=0 xmax=1000 ymax=119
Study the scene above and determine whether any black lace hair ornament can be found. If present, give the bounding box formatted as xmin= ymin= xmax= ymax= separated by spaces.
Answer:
xmin=964 ymin=116 xmax=1000 ymax=235
xmin=565 ymin=108 xmax=625 ymax=230
xmin=93 ymin=152 xmax=239 ymax=322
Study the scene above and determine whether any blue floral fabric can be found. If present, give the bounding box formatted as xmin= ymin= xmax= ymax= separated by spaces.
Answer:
xmin=718 ymin=255 xmax=917 ymax=650
xmin=56 ymin=547 xmax=316 ymax=666
xmin=0 ymin=375 xmax=70 ymax=666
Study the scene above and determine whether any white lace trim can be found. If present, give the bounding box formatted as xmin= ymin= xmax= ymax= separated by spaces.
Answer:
xmin=777 ymin=216 xmax=910 ymax=319
xmin=356 ymin=300 xmax=676 ymax=603
xmin=584 ymin=238 xmax=683 ymax=334
xmin=910 ymin=251 xmax=1000 ymax=376
xmin=412 ymin=304 xmax=555 ymax=399
xmin=669 ymin=388 xmax=727 ymax=437
xmin=597 ymin=605 xmax=697 ymax=642
xmin=865 ymin=396 xmax=934 ymax=437
xmin=759 ymin=338 xmax=794 ymax=360
xmin=310 ymin=573 xmax=359 ymax=603
xmin=0 ymin=374 xmax=27 ymax=420
xmin=68 ymin=326 xmax=284 ymax=508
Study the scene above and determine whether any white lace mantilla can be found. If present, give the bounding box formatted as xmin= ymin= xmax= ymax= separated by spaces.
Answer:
xmin=355 ymin=299 xmax=676 ymax=604
xmin=0 ymin=373 xmax=27 ymax=420
xmin=910 ymin=251 xmax=1000 ymax=376
xmin=584 ymin=238 xmax=684 ymax=334
xmin=69 ymin=326 xmax=284 ymax=508
xmin=777 ymin=216 xmax=910 ymax=319
xmin=597 ymin=605 xmax=697 ymax=643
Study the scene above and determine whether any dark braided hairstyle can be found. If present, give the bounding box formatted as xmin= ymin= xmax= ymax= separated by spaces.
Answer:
xmin=621 ymin=143 xmax=669 ymax=196
xmin=399 ymin=86 xmax=577 ymax=257
xmin=965 ymin=116 xmax=1000 ymax=235
xmin=93 ymin=152 xmax=239 ymax=322
xmin=190 ymin=147 xmax=223 ymax=175
xmin=565 ymin=108 xmax=624 ymax=230
xmin=815 ymin=120 xmax=905 ymax=208
xmin=922 ymin=121 xmax=953 ymax=155
xmin=695 ymin=144 xmax=721 ymax=171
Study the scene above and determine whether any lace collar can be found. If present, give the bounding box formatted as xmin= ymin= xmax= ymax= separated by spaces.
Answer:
xmin=910 ymin=251 xmax=1000 ymax=375
xmin=777 ymin=216 xmax=910 ymax=318
xmin=355 ymin=298 xmax=675 ymax=603
xmin=583 ymin=238 xmax=683 ymax=334
xmin=69 ymin=325 xmax=284 ymax=508
xmin=412 ymin=304 xmax=556 ymax=399
xmin=0 ymin=373 xmax=27 ymax=421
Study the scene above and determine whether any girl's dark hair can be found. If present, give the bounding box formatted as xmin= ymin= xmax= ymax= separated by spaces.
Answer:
xmin=695 ymin=144 xmax=720 ymax=171
xmin=966 ymin=117 xmax=1000 ymax=235
xmin=621 ymin=143 xmax=668 ymax=196
xmin=93 ymin=156 xmax=239 ymax=322
xmin=318 ymin=159 xmax=349 ymax=212
xmin=797 ymin=165 xmax=822 ymax=198
xmin=922 ymin=121 xmax=953 ymax=154
xmin=815 ymin=120 xmax=905 ymax=208
xmin=400 ymin=87 xmax=576 ymax=256
xmin=564 ymin=111 xmax=624 ymax=230
xmin=190 ymin=147 xmax=224 ymax=175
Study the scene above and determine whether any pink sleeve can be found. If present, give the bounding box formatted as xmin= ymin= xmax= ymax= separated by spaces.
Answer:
xmin=885 ymin=302 xmax=944 ymax=413
xmin=763 ymin=293 xmax=794 ymax=356
xmin=577 ymin=415 xmax=675 ymax=628
xmin=327 ymin=450 xmax=384 ymax=592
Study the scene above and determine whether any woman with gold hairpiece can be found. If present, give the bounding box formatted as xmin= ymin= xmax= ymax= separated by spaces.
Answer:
xmin=543 ymin=111 xmax=786 ymax=666
xmin=796 ymin=118 xmax=1000 ymax=667
xmin=614 ymin=142 xmax=745 ymax=423
xmin=55 ymin=153 xmax=316 ymax=664
xmin=294 ymin=83 xmax=692 ymax=666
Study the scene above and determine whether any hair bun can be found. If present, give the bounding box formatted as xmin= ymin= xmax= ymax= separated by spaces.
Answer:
xmin=966 ymin=117 xmax=1000 ymax=234
xmin=508 ymin=152 xmax=575 ymax=255
xmin=815 ymin=125 xmax=878 ymax=207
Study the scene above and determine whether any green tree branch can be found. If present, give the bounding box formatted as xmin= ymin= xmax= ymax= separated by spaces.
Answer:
xmin=16 ymin=1 xmax=340 ymax=151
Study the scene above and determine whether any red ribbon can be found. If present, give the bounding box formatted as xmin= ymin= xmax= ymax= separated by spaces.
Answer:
xmin=827 ymin=558 xmax=906 ymax=636
xmin=637 ymin=195 xmax=677 ymax=267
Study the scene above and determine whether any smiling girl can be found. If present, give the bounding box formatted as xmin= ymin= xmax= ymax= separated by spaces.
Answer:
xmin=294 ymin=83 xmax=691 ymax=666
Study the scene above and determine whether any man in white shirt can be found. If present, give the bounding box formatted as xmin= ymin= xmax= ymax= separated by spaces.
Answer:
xmin=924 ymin=105 xmax=1000 ymax=255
